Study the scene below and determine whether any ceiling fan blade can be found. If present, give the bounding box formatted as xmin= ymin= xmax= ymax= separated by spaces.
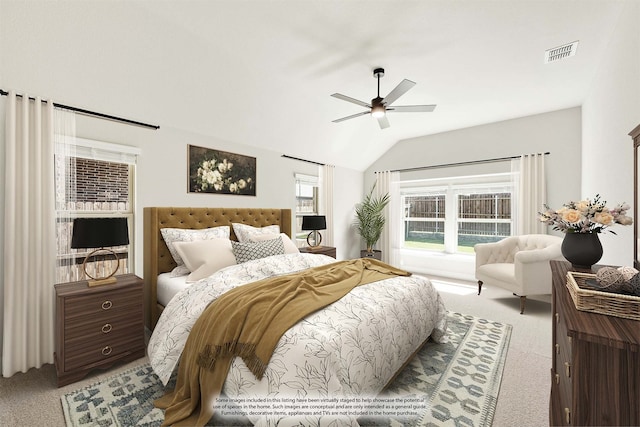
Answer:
xmin=331 ymin=93 xmax=371 ymax=108
xmin=332 ymin=111 xmax=370 ymax=123
xmin=377 ymin=115 xmax=390 ymax=129
xmin=387 ymin=104 xmax=437 ymax=113
xmin=381 ymin=79 xmax=416 ymax=106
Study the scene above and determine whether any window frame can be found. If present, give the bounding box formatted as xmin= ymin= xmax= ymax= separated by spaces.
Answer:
xmin=400 ymin=173 xmax=515 ymax=254
xmin=294 ymin=173 xmax=319 ymax=245
xmin=54 ymin=138 xmax=139 ymax=283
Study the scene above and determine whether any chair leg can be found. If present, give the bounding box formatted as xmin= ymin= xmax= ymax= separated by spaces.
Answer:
xmin=519 ymin=296 xmax=526 ymax=314
xmin=477 ymin=280 xmax=483 ymax=295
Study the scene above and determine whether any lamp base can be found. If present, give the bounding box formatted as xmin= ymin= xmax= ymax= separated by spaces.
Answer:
xmin=87 ymin=276 xmax=118 ymax=287
xmin=306 ymin=231 xmax=323 ymax=248
xmin=82 ymin=248 xmax=121 ymax=287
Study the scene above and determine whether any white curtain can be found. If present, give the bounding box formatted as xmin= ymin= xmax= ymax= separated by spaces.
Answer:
xmin=511 ymin=153 xmax=546 ymax=235
xmin=2 ymin=92 xmax=75 ymax=377
xmin=54 ymin=110 xmax=78 ymax=284
xmin=376 ymin=171 xmax=401 ymax=266
xmin=319 ymin=164 xmax=335 ymax=247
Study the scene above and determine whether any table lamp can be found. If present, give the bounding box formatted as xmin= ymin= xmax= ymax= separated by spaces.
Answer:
xmin=71 ymin=217 xmax=129 ymax=286
xmin=301 ymin=215 xmax=326 ymax=248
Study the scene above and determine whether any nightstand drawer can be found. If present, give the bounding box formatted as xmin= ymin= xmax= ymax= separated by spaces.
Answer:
xmin=64 ymin=333 xmax=145 ymax=372
xmin=64 ymin=307 xmax=142 ymax=343
xmin=64 ymin=286 xmax=141 ymax=320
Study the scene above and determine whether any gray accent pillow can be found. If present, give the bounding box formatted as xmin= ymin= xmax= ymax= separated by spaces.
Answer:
xmin=231 ymin=237 xmax=285 ymax=264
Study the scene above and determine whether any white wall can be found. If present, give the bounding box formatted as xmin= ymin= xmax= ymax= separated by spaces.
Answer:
xmin=70 ymin=116 xmax=364 ymax=275
xmin=366 ymin=107 xmax=582 ymax=208
xmin=582 ymin=0 xmax=640 ymax=267
xmin=364 ymin=107 xmax=582 ymax=279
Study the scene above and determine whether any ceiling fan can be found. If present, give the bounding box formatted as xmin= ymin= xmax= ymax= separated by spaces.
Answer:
xmin=331 ymin=68 xmax=436 ymax=129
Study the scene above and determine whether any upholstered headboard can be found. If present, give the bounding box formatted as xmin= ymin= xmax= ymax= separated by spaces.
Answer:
xmin=143 ymin=207 xmax=292 ymax=329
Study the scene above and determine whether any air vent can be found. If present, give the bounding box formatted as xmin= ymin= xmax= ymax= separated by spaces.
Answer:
xmin=545 ymin=41 xmax=579 ymax=63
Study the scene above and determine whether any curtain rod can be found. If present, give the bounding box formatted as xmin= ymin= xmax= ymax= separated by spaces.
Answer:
xmin=0 ymin=89 xmax=159 ymax=130
xmin=376 ymin=152 xmax=550 ymax=174
xmin=281 ymin=154 xmax=325 ymax=166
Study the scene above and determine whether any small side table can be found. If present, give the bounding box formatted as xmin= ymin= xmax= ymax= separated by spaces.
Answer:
xmin=299 ymin=245 xmax=337 ymax=258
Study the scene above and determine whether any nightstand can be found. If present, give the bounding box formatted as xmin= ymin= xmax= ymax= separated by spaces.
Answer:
xmin=54 ymin=274 xmax=145 ymax=387
xmin=299 ymin=246 xmax=336 ymax=258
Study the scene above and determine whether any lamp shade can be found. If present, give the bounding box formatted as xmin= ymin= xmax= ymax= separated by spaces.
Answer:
xmin=71 ymin=217 xmax=129 ymax=249
xmin=301 ymin=215 xmax=326 ymax=231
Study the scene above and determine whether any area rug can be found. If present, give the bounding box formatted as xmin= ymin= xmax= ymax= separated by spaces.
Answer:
xmin=61 ymin=311 xmax=511 ymax=427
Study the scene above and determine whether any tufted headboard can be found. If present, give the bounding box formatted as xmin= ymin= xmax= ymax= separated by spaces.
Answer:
xmin=143 ymin=207 xmax=292 ymax=329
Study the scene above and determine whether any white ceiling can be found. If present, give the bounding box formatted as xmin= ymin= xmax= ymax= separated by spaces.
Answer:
xmin=0 ymin=1 xmax=626 ymax=171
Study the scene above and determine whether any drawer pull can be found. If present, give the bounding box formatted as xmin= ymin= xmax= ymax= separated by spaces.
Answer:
xmin=555 ymin=373 xmax=560 ymax=385
xmin=565 ymin=361 xmax=571 ymax=378
xmin=101 ymin=300 xmax=113 ymax=310
xmin=101 ymin=323 xmax=112 ymax=334
xmin=565 ymin=407 xmax=571 ymax=424
xmin=555 ymin=313 xmax=559 ymax=323
xmin=102 ymin=346 xmax=113 ymax=356
xmin=555 ymin=343 xmax=560 ymax=354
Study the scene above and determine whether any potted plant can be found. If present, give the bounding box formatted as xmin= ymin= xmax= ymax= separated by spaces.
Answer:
xmin=355 ymin=183 xmax=390 ymax=260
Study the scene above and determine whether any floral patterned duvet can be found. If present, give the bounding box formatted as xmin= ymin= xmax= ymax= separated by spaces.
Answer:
xmin=148 ymin=253 xmax=447 ymax=426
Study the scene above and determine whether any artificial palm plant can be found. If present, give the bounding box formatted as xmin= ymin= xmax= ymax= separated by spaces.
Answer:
xmin=355 ymin=183 xmax=390 ymax=254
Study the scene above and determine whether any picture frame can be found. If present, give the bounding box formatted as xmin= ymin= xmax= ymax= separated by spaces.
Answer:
xmin=188 ymin=145 xmax=256 ymax=196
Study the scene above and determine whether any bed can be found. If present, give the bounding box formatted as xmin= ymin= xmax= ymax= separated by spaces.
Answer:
xmin=143 ymin=207 xmax=293 ymax=330
xmin=144 ymin=207 xmax=447 ymax=426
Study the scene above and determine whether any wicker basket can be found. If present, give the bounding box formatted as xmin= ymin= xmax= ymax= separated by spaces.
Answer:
xmin=566 ymin=271 xmax=640 ymax=320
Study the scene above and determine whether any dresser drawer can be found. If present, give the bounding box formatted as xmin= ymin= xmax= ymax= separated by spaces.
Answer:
xmin=64 ymin=286 xmax=141 ymax=320
xmin=64 ymin=307 xmax=142 ymax=344
xmin=64 ymin=333 xmax=144 ymax=372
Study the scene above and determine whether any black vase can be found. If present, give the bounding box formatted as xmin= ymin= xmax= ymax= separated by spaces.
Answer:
xmin=561 ymin=232 xmax=603 ymax=269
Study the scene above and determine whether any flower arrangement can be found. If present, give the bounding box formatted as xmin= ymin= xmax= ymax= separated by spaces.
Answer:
xmin=539 ymin=194 xmax=633 ymax=234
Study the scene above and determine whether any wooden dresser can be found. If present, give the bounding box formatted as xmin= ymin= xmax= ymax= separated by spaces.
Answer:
xmin=550 ymin=260 xmax=640 ymax=425
xmin=54 ymin=274 xmax=145 ymax=387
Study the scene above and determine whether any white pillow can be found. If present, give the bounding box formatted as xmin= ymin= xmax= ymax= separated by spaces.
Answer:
xmin=160 ymin=226 xmax=230 ymax=273
xmin=232 ymin=223 xmax=280 ymax=242
xmin=173 ymin=239 xmax=236 ymax=283
xmin=249 ymin=232 xmax=299 ymax=254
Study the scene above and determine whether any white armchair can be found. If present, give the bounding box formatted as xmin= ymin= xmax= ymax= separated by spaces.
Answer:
xmin=474 ymin=234 xmax=563 ymax=314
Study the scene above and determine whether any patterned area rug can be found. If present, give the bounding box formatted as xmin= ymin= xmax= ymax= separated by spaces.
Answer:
xmin=61 ymin=312 xmax=511 ymax=427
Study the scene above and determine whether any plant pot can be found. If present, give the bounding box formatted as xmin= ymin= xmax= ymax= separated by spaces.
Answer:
xmin=360 ymin=250 xmax=382 ymax=260
xmin=561 ymin=232 xmax=603 ymax=269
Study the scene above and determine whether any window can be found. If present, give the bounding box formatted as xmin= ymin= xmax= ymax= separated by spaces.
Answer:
xmin=55 ymin=138 xmax=139 ymax=284
xmin=295 ymin=173 xmax=319 ymax=245
xmin=401 ymin=174 xmax=513 ymax=254
xmin=403 ymin=193 xmax=446 ymax=250
xmin=457 ymin=192 xmax=511 ymax=252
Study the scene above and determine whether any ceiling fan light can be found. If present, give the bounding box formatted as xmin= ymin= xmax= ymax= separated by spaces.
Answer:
xmin=371 ymin=105 xmax=385 ymax=118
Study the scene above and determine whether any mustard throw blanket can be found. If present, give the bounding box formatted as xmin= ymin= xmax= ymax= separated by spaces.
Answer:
xmin=155 ymin=258 xmax=410 ymax=426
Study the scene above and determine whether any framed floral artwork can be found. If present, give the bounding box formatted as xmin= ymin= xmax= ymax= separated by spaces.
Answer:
xmin=188 ymin=145 xmax=256 ymax=196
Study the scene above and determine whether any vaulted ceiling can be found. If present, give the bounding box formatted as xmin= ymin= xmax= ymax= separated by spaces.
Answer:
xmin=0 ymin=1 xmax=626 ymax=170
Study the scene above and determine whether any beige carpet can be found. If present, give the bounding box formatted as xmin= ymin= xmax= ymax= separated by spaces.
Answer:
xmin=0 ymin=277 xmax=551 ymax=427
xmin=430 ymin=276 xmax=552 ymax=427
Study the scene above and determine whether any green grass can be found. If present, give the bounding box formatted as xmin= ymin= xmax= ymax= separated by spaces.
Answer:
xmin=403 ymin=234 xmax=503 ymax=254
xmin=403 ymin=240 xmax=476 ymax=253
